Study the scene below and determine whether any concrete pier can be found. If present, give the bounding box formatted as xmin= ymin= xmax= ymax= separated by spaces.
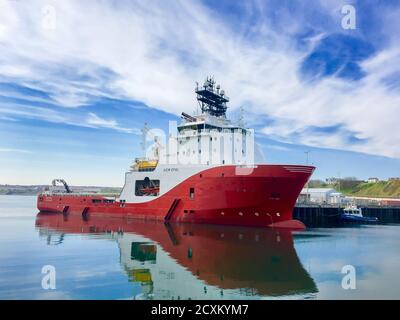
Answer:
xmin=293 ymin=204 xmax=400 ymax=227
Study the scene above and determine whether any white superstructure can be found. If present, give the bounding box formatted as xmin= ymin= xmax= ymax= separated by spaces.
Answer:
xmin=119 ymin=77 xmax=258 ymax=204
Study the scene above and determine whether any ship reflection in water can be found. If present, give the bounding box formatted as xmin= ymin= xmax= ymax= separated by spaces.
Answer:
xmin=35 ymin=213 xmax=317 ymax=299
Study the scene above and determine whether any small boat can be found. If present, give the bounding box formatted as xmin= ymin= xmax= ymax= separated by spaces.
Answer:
xmin=340 ymin=205 xmax=378 ymax=223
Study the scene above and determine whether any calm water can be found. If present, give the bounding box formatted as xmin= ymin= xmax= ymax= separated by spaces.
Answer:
xmin=0 ymin=195 xmax=399 ymax=300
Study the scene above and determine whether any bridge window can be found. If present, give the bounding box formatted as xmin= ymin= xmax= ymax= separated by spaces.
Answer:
xmin=189 ymin=187 xmax=195 ymax=200
xmin=135 ymin=178 xmax=160 ymax=196
xmin=270 ymin=192 xmax=281 ymax=200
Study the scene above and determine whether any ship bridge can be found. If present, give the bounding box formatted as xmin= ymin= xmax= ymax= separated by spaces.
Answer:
xmin=130 ymin=77 xmax=255 ymax=168
xmin=169 ymin=77 xmax=254 ymax=166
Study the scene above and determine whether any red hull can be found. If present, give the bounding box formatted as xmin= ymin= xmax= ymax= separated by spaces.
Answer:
xmin=37 ymin=165 xmax=314 ymax=228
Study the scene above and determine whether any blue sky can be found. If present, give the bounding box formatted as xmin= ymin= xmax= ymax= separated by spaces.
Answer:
xmin=0 ymin=0 xmax=400 ymax=186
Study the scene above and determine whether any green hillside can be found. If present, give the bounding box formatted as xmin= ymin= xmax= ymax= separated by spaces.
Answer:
xmin=343 ymin=180 xmax=400 ymax=198
xmin=308 ymin=179 xmax=400 ymax=198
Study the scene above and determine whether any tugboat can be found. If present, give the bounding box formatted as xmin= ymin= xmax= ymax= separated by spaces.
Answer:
xmin=37 ymin=77 xmax=315 ymax=229
xmin=340 ymin=205 xmax=379 ymax=223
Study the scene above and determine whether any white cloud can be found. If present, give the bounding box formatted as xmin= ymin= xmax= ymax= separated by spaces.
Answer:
xmin=0 ymin=148 xmax=32 ymax=153
xmin=0 ymin=103 xmax=68 ymax=124
xmin=0 ymin=102 xmax=139 ymax=134
xmin=87 ymin=112 xmax=138 ymax=134
xmin=0 ymin=0 xmax=399 ymax=157
xmin=0 ymin=115 xmax=17 ymax=121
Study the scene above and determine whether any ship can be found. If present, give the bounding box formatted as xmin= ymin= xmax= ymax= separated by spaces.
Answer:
xmin=35 ymin=213 xmax=318 ymax=299
xmin=37 ymin=77 xmax=315 ymax=229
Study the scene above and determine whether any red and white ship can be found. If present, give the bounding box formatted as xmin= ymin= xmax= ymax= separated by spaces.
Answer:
xmin=37 ymin=77 xmax=314 ymax=228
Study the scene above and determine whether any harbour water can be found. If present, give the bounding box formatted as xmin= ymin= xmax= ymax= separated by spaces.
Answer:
xmin=0 ymin=195 xmax=399 ymax=300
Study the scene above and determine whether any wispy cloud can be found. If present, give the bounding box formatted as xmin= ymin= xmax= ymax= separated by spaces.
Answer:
xmin=0 ymin=115 xmax=17 ymax=121
xmin=0 ymin=0 xmax=399 ymax=158
xmin=0 ymin=148 xmax=32 ymax=153
xmin=0 ymin=102 xmax=140 ymax=134
xmin=264 ymin=144 xmax=292 ymax=152
xmin=87 ymin=112 xmax=139 ymax=134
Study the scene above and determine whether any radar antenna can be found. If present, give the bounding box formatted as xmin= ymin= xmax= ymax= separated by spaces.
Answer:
xmin=195 ymin=77 xmax=229 ymax=117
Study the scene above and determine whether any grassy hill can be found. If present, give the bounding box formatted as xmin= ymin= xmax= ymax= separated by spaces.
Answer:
xmin=343 ymin=180 xmax=400 ymax=198
xmin=308 ymin=179 xmax=400 ymax=198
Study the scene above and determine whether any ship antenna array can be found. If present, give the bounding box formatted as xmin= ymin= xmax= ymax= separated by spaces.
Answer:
xmin=195 ymin=76 xmax=229 ymax=117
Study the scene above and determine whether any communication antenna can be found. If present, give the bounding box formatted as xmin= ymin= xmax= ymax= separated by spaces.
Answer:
xmin=304 ymin=151 xmax=310 ymax=165
xmin=195 ymin=82 xmax=199 ymax=115
xmin=140 ymin=123 xmax=164 ymax=159
xmin=141 ymin=123 xmax=149 ymax=158
xmin=238 ymin=106 xmax=245 ymax=127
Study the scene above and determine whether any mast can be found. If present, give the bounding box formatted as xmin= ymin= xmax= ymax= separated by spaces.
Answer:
xmin=141 ymin=123 xmax=149 ymax=158
xmin=195 ymin=76 xmax=229 ymax=118
xmin=238 ymin=105 xmax=245 ymax=127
